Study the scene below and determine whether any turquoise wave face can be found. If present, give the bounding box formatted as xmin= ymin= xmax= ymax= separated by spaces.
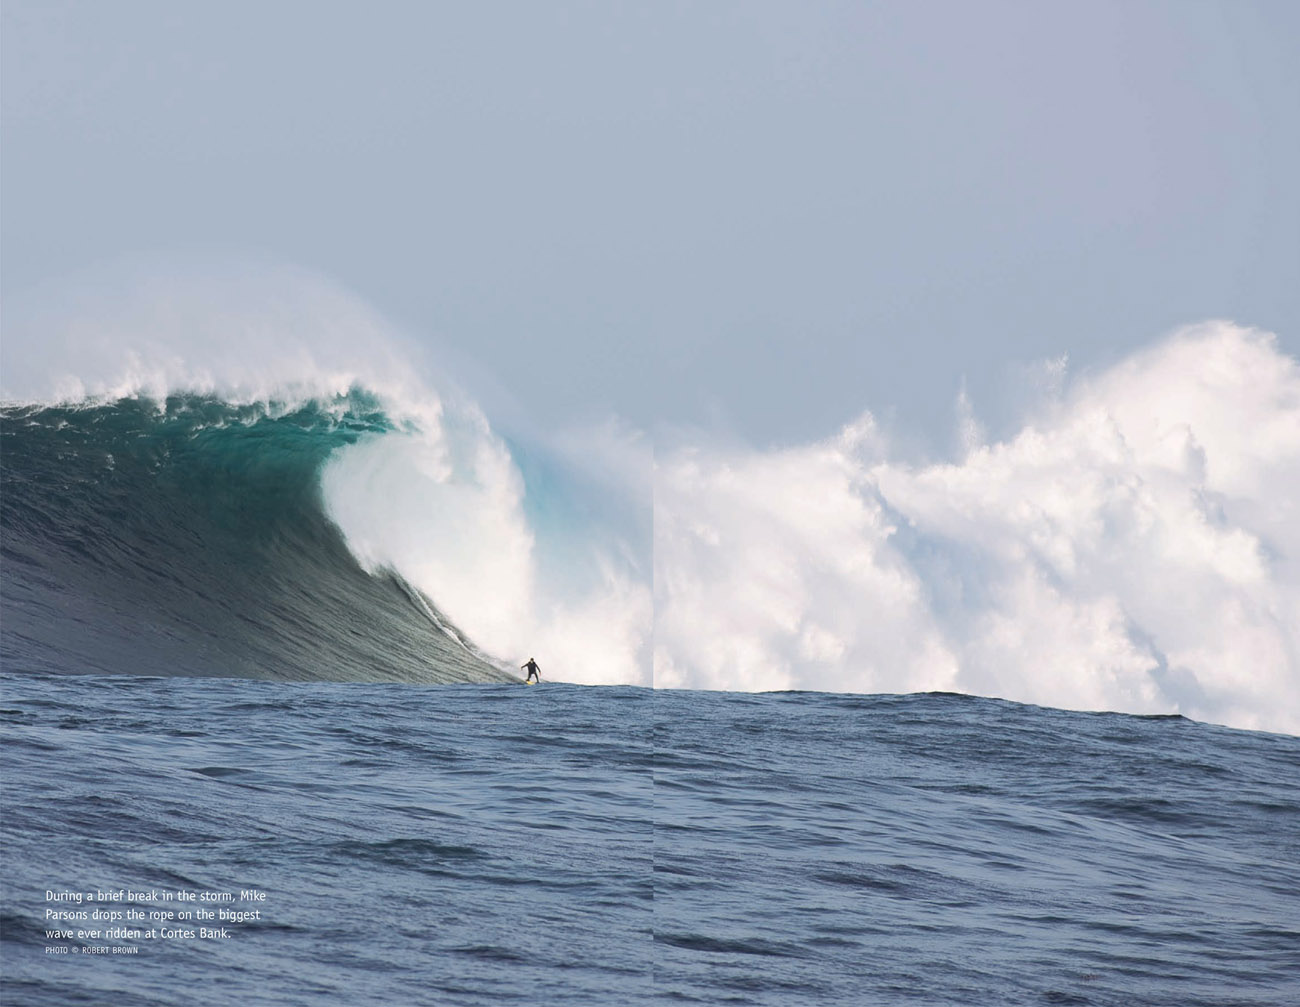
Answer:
xmin=0 ymin=393 xmax=514 ymax=684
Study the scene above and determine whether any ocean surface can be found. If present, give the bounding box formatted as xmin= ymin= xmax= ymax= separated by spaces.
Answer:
xmin=3 ymin=672 xmax=1298 ymax=1006
xmin=3 ymin=393 xmax=1299 ymax=1005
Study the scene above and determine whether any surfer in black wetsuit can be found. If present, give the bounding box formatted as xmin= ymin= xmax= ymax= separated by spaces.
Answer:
xmin=522 ymin=657 xmax=541 ymax=683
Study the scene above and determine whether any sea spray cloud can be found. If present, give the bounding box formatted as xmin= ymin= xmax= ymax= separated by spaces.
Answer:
xmin=654 ymin=323 xmax=1300 ymax=735
xmin=0 ymin=259 xmax=438 ymax=418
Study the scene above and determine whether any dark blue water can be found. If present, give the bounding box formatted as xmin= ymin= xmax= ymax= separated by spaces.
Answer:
xmin=1 ymin=674 xmax=652 ymax=1006
xmin=3 ymin=673 xmax=1297 ymax=1005
xmin=654 ymin=690 xmax=1300 ymax=1005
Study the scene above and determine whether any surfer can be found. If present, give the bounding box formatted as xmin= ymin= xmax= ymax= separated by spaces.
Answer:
xmin=521 ymin=657 xmax=542 ymax=684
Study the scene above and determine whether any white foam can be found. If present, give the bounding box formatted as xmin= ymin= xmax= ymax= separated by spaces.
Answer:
xmin=655 ymin=322 xmax=1300 ymax=734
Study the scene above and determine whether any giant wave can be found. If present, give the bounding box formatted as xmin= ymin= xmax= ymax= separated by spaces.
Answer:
xmin=3 ymin=263 xmax=1297 ymax=733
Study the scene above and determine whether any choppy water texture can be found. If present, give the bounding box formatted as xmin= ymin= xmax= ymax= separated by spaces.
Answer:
xmin=2 ymin=673 xmax=1297 ymax=1005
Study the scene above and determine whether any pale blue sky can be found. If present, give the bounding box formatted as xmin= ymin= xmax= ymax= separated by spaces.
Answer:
xmin=3 ymin=0 xmax=1297 ymax=448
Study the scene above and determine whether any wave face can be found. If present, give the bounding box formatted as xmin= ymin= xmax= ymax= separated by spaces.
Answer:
xmin=0 ymin=394 xmax=513 ymax=683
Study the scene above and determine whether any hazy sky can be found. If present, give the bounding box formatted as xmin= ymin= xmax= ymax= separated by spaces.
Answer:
xmin=3 ymin=0 xmax=1297 ymax=448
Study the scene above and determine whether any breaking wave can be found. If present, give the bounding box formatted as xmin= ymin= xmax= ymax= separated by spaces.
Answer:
xmin=0 ymin=262 xmax=652 ymax=686
xmin=3 ymin=261 xmax=1295 ymax=732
